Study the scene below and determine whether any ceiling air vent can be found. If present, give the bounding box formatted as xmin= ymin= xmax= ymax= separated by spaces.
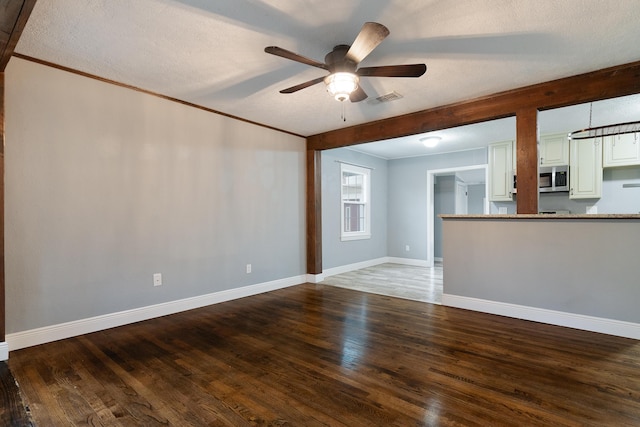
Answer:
xmin=367 ymin=91 xmax=403 ymax=105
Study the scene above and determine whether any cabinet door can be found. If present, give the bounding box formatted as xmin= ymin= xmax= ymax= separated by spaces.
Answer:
xmin=488 ymin=141 xmax=514 ymax=201
xmin=540 ymin=133 xmax=569 ymax=166
xmin=603 ymin=133 xmax=640 ymax=167
xmin=569 ymin=137 xmax=602 ymax=199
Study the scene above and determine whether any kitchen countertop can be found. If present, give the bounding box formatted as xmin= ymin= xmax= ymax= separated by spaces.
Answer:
xmin=440 ymin=214 xmax=640 ymax=219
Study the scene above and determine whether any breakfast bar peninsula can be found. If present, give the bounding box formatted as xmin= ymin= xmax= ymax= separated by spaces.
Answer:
xmin=441 ymin=214 xmax=640 ymax=339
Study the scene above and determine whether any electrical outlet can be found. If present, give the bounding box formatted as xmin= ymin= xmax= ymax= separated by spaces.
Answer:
xmin=153 ymin=273 xmax=162 ymax=287
xmin=246 ymin=264 xmax=252 ymax=274
xmin=405 ymin=245 xmax=410 ymax=252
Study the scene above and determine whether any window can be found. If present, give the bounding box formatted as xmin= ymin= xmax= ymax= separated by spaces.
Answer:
xmin=340 ymin=163 xmax=371 ymax=241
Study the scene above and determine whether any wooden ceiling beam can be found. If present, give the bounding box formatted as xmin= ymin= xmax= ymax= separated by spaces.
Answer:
xmin=305 ymin=59 xmax=640 ymax=274
xmin=0 ymin=0 xmax=37 ymax=71
xmin=308 ymin=60 xmax=640 ymax=150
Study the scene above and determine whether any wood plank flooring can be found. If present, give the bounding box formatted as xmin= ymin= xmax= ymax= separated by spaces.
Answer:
xmin=7 ymin=283 xmax=640 ymax=426
xmin=321 ymin=263 xmax=443 ymax=304
xmin=0 ymin=362 xmax=33 ymax=426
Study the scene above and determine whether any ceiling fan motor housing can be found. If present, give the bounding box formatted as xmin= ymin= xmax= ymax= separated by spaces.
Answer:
xmin=325 ymin=45 xmax=357 ymax=73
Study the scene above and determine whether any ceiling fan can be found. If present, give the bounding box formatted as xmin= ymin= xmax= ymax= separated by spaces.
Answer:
xmin=265 ymin=22 xmax=427 ymax=103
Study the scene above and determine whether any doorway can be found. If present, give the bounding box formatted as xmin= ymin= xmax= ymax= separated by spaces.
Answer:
xmin=426 ymin=165 xmax=488 ymax=267
xmin=455 ymin=180 xmax=469 ymax=214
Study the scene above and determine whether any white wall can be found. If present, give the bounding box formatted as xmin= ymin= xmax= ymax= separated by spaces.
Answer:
xmin=5 ymin=58 xmax=306 ymax=335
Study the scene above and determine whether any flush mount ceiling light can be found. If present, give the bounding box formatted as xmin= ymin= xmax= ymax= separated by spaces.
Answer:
xmin=420 ymin=136 xmax=442 ymax=147
xmin=325 ymin=72 xmax=359 ymax=102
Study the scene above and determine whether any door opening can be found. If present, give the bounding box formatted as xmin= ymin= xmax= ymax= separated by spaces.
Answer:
xmin=427 ymin=165 xmax=488 ymax=267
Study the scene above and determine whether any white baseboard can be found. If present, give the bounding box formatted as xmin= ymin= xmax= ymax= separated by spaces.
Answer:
xmin=442 ymin=293 xmax=640 ymax=340
xmin=0 ymin=342 xmax=8 ymax=361
xmin=386 ymin=257 xmax=431 ymax=267
xmin=322 ymin=257 xmax=388 ymax=278
xmin=7 ymin=275 xmax=306 ymax=353
xmin=306 ymin=273 xmax=325 ymax=283
xmin=322 ymin=256 xmax=432 ymax=279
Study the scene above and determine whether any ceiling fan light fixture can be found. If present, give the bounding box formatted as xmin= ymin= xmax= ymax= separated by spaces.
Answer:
xmin=420 ymin=136 xmax=441 ymax=148
xmin=325 ymin=72 xmax=359 ymax=102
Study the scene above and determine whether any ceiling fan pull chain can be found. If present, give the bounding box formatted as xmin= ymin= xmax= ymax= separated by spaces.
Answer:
xmin=342 ymin=101 xmax=346 ymax=122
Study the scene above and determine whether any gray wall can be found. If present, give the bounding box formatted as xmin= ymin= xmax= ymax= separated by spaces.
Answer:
xmin=387 ymin=148 xmax=488 ymax=260
xmin=5 ymin=58 xmax=306 ymax=333
xmin=434 ymin=175 xmax=456 ymax=258
xmin=434 ymin=179 xmax=486 ymax=257
xmin=467 ymin=184 xmax=486 ymax=214
xmin=443 ymin=218 xmax=640 ymax=323
xmin=324 ymin=144 xmax=637 ymax=271
xmin=321 ymin=148 xmax=388 ymax=269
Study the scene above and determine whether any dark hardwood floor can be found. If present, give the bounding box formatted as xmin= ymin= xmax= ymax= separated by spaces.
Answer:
xmin=6 ymin=283 xmax=640 ymax=426
xmin=0 ymin=362 xmax=33 ymax=426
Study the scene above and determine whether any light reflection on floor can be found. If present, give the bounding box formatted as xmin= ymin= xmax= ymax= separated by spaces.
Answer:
xmin=340 ymin=294 xmax=368 ymax=369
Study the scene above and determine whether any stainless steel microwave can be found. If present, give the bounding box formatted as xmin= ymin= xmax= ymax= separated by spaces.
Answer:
xmin=539 ymin=165 xmax=569 ymax=192
xmin=513 ymin=165 xmax=569 ymax=193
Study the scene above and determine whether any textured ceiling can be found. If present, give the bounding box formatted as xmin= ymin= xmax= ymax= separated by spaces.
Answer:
xmin=15 ymin=0 xmax=640 ymax=141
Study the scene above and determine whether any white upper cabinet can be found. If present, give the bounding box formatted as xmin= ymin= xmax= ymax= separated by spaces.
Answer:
xmin=603 ymin=133 xmax=640 ymax=167
xmin=540 ymin=133 xmax=569 ymax=166
xmin=488 ymin=140 xmax=514 ymax=201
xmin=569 ymin=137 xmax=602 ymax=199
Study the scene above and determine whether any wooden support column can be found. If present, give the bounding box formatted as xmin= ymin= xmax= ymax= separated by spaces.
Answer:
xmin=516 ymin=108 xmax=539 ymax=214
xmin=306 ymin=148 xmax=322 ymax=275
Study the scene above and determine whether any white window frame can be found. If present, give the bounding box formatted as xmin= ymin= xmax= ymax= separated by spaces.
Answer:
xmin=340 ymin=163 xmax=371 ymax=241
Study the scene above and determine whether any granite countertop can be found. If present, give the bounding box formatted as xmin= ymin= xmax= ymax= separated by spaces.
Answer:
xmin=440 ymin=214 xmax=640 ymax=219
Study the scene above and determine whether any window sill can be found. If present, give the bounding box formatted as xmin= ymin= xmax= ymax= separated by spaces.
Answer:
xmin=340 ymin=234 xmax=371 ymax=242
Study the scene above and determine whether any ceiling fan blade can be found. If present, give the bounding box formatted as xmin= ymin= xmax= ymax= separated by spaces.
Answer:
xmin=279 ymin=76 xmax=326 ymax=94
xmin=346 ymin=22 xmax=390 ymax=64
xmin=358 ymin=64 xmax=427 ymax=78
xmin=349 ymin=86 xmax=368 ymax=103
xmin=265 ymin=46 xmax=328 ymax=70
